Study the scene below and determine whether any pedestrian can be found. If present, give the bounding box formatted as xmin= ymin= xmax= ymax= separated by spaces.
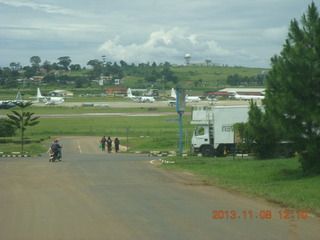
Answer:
xmin=114 ymin=138 xmax=120 ymax=153
xmin=100 ymin=136 xmax=107 ymax=151
xmin=107 ymin=136 xmax=112 ymax=153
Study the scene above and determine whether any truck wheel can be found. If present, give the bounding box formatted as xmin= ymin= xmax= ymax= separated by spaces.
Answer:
xmin=201 ymin=146 xmax=214 ymax=157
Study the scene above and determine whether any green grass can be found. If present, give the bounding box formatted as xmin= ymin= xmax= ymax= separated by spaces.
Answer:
xmin=160 ymin=156 xmax=320 ymax=216
xmin=0 ymin=138 xmax=50 ymax=155
xmin=172 ymin=65 xmax=265 ymax=88
xmin=0 ymin=105 xmax=179 ymax=114
xmin=25 ymin=116 xmax=193 ymax=136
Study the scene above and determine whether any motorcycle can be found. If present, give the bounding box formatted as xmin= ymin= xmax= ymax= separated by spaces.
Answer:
xmin=49 ymin=150 xmax=61 ymax=162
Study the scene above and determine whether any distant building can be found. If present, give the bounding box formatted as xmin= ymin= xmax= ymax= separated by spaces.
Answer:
xmin=105 ymin=87 xmax=127 ymax=96
xmin=25 ymin=76 xmax=44 ymax=83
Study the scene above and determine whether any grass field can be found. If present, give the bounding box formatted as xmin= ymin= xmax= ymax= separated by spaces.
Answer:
xmin=173 ymin=65 xmax=265 ymax=88
xmin=0 ymin=105 xmax=180 ymax=114
xmin=160 ymin=156 xmax=320 ymax=216
xmin=0 ymin=107 xmax=195 ymax=154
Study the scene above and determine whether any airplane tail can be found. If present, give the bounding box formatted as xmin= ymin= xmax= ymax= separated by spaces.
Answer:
xmin=37 ymin=88 xmax=43 ymax=99
xmin=15 ymin=91 xmax=22 ymax=101
xmin=171 ymin=88 xmax=177 ymax=99
xmin=127 ymin=88 xmax=134 ymax=98
xmin=35 ymin=88 xmax=45 ymax=102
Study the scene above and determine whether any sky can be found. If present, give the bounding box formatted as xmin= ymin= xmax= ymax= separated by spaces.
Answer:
xmin=0 ymin=0 xmax=315 ymax=69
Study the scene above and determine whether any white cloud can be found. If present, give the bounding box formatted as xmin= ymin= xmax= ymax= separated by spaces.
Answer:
xmin=98 ymin=28 xmax=233 ymax=64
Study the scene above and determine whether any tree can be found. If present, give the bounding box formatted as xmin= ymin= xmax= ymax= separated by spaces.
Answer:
xmin=9 ymin=62 xmax=21 ymax=70
xmin=42 ymin=74 xmax=57 ymax=83
xmin=23 ymin=66 xmax=38 ymax=79
xmin=6 ymin=102 xmax=40 ymax=150
xmin=30 ymin=56 xmax=41 ymax=67
xmin=87 ymin=59 xmax=102 ymax=68
xmin=234 ymin=122 xmax=252 ymax=154
xmin=161 ymin=66 xmax=179 ymax=85
xmin=57 ymin=56 xmax=71 ymax=70
xmin=264 ymin=2 xmax=320 ymax=173
xmin=247 ymin=101 xmax=280 ymax=159
xmin=0 ymin=119 xmax=16 ymax=137
xmin=42 ymin=60 xmax=52 ymax=72
xmin=69 ymin=64 xmax=81 ymax=71
xmin=119 ymin=60 xmax=128 ymax=67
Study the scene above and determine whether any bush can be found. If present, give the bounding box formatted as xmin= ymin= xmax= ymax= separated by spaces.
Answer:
xmin=0 ymin=119 xmax=16 ymax=137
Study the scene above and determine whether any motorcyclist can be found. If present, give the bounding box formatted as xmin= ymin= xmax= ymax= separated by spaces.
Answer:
xmin=51 ymin=139 xmax=62 ymax=161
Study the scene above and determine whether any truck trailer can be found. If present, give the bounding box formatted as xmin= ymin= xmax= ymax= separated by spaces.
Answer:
xmin=191 ymin=105 xmax=252 ymax=157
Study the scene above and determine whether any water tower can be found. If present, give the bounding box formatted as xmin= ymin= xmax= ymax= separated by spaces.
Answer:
xmin=185 ymin=54 xmax=191 ymax=65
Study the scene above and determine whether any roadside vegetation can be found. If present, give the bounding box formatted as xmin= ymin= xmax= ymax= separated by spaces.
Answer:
xmin=160 ymin=156 xmax=320 ymax=216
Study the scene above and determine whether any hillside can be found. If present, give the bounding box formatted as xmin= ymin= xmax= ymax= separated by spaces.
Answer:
xmin=0 ymin=65 xmax=267 ymax=99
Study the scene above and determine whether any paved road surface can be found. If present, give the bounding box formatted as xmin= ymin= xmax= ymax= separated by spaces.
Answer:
xmin=0 ymin=137 xmax=319 ymax=240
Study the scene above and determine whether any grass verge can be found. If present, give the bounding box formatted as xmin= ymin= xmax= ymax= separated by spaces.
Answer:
xmin=0 ymin=138 xmax=51 ymax=155
xmin=0 ymin=114 xmax=194 ymax=154
xmin=159 ymin=156 xmax=320 ymax=216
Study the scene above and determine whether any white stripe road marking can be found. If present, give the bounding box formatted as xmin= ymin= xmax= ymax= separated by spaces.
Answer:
xmin=77 ymin=139 xmax=82 ymax=154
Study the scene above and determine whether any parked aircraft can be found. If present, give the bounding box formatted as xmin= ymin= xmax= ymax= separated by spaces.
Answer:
xmin=186 ymin=95 xmax=201 ymax=102
xmin=34 ymin=88 xmax=65 ymax=105
xmin=229 ymin=91 xmax=265 ymax=100
xmin=0 ymin=101 xmax=16 ymax=109
xmin=0 ymin=91 xmax=29 ymax=109
xmin=168 ymin=88 xmax=201 ymax=104
xmin=127 ymin=88 xmax=155 ymax=103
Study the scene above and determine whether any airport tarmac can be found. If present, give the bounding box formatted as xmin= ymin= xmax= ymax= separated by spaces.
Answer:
xmin=0 ymin=100 xmax=258 ymax=118
xmin=33 ymin=100 xmax=255 ymax=108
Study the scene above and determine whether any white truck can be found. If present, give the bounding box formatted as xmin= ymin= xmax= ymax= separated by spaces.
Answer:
xmin=191 ymin=105 xmax=251 ymax=157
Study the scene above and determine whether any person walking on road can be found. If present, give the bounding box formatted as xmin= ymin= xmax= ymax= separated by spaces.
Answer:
xmin=107 ymin=136 xmax=113 ymax=153
xmin=114 ymin=138 xmax=120 ymax=153
xmin=100 ymin=136 xmax=107 ymax=151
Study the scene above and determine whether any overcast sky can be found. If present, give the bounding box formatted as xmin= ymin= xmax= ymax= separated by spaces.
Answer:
xmin=0 ymin=0 xmax=314 ymax=69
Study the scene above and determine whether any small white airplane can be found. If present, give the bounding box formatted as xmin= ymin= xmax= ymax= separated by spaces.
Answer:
xmin=34 ymin=88 xmax=65 ymax=105
xmin=229 ymin=91 xmax=265 ymax=101
xmin=127 ymin=88 xmax=155 ymax=103
xmin=168 ymin=88 xmax=201 ymax=104
xmin=186 ymin=95 xmax=201 ymax=102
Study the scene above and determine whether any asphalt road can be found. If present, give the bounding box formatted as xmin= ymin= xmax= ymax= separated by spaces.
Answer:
xmin=0 ymin=137 xmax=319 ymax=240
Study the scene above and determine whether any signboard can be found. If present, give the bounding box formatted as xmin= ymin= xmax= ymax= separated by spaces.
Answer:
xmin=176 ymin=87 xmax=186 ymax=113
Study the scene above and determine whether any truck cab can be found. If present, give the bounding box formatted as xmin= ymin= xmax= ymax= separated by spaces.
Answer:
xmin=192 ymin=126 xmax=214 ymax=156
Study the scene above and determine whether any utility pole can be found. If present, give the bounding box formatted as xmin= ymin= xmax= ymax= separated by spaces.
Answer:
xmin=175 ymin=87 xmax=186 ymax=156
